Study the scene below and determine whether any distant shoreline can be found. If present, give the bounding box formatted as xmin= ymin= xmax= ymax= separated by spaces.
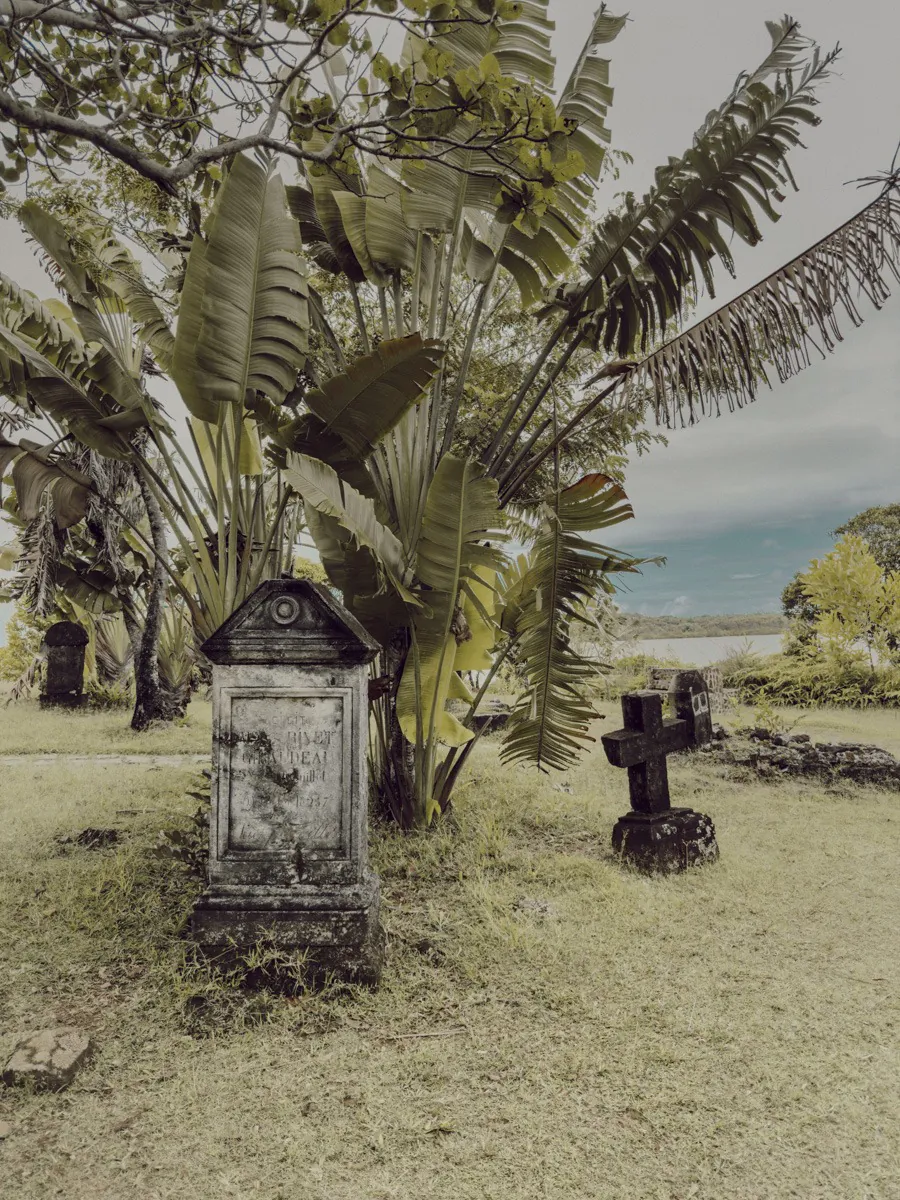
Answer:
xmin=622 ymin=613 xmax=787 ymax=640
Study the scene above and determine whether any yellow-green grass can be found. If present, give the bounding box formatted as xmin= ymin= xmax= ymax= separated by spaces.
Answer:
xmin=0 ymin=694 xmax=211 ymax=756
xmin=1 ymin=718 xmax=898 ymax=1199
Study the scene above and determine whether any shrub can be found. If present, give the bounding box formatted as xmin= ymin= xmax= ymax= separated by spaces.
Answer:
xmin=730 ymin=653 xmax=900 ymax=708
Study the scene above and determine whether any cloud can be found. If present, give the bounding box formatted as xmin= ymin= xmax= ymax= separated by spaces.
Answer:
xmin=730 ymin=572 xmax=762 ymax=580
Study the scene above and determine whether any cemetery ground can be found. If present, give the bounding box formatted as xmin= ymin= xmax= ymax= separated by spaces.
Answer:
xmin=0 ymin=700 xmax=898 ymax=1199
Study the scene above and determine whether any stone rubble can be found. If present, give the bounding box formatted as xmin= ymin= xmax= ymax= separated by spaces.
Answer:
xmin=701 ymin=725 xmax=900 ymax=788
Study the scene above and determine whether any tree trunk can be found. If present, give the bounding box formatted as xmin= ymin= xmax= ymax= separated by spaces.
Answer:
xmin=374 ymin=628 xmax=419 ymax=829
xmin=131 ymin=469 xmax=175 ymax=731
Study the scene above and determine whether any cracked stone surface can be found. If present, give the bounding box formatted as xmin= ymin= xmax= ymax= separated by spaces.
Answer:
xmin=2 ymin=1028 xmax=93 ymax=1091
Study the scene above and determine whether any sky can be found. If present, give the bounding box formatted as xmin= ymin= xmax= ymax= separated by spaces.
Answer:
xmin=2 ymin=0 xmax=900 ymax=632
xmin=549 ymin=0 xmax=900 ymax=614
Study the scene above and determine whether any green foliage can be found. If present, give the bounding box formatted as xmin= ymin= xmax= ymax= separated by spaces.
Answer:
xmin=624 ymin=612 xmax=787 ymax=639
xmin=730 ymin=654 xmax=900 ymax=709
xmin=292 ymin=556 xmax=329 ymax=585
xmin=0 ymin=600 xmax=47 ymax=680
xmin=800 ymin=535 xmax=900 ymax=668
xmin=833 ymin=504 xmax=900 ymax=576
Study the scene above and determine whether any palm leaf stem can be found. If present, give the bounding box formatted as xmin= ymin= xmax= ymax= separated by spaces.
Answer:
xmin=441 ymin=228 xmax=510 ymax=459
xmin=482 ymin=314 xmax=569 ymax=467
xmin=500 ymin=377 xmax=625 ymax=504
xmin=490 ymin=329 xmax=585 ymax=473
xmin=349 ymin=281 xmax=371 ymax=354
xmin=377 ymin=287 xmax=391 ymax=341
xmin=409 ymin=231 xmax=425 ymax=333
xmin=224 ymin=403 xmax=244 ymax=616
xmin=250 ymin=483 xmax=294 ymax=592
xmin=392 ymin=275 xmax=405 ymax=337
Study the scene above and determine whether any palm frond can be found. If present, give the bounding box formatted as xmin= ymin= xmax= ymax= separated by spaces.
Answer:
xmin=560 ymin=19 xmax=833 ymax=354
xmin=628 ymin=189 xmax=900 ymax=426
xmin=501 ymin=474 xmax=642 ymax=771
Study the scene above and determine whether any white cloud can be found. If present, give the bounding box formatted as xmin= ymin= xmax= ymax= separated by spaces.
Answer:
xmin=730 ymin=573 xmax=762 ymax=580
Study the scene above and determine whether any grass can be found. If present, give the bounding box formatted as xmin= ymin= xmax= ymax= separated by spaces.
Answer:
xmin=0 ymin=692 xmax=211 ymax=756
xmin=0 ymin=708 xmax=898 ymax=1198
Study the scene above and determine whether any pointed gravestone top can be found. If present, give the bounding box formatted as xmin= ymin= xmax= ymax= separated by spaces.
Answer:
xmin=201 ymin=579 xmax=379 ymax=666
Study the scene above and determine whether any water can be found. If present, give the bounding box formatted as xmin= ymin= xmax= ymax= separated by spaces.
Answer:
xmin=621 ymin=633 xmax=784 ymax=667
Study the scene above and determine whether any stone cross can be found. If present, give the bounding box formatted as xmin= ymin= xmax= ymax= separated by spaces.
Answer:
xmin=191 ymin=579 xmax=383 ymax=986
xmin=40 ymin=621 xmax=88 ymax=708
xmin=601 ymin=670 xmax=718 ymax=873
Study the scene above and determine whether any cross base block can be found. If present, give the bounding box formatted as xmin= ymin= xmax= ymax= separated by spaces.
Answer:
xmin=612 ymin=808 xmax=719 ymax=874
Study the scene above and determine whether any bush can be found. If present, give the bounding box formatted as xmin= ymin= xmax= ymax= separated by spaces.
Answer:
xmin=592 ymin=653 xmax=682 ymax=700
xmin=730 ymin=653 xmax=900 ymax=708
xmin=0 ymin=602 xmax=47 ymax=681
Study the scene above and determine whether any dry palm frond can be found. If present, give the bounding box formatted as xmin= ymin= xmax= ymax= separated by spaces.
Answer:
xmin=628 ymin=188 xmax=900 ymax=427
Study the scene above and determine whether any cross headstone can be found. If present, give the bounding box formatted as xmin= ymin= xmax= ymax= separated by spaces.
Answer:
xmin=190 ymin=579 xmax=384 ymax=986
xmin=40 ymin=621 xmax=88 ymax=708
xmin=601 ymin=670 xmax=718 ymax=873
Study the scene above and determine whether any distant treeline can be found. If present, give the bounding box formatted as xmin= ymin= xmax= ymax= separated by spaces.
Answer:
xmin=621 ymin=613 xmax=787 ymax=639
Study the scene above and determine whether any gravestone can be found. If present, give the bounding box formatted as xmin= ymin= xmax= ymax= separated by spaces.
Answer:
xmin=648 ymin=666 xmax=724 ymax=713
xmin=40 ymin=621 xmax=88 ymax=708
xmin=601 ymin=670 xmax=718 ymax=873
xmin=190 ymin=579 xmax=384 ymax=985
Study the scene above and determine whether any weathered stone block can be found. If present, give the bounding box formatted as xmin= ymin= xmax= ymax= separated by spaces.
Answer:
xmin=191 ymin=580 xmax=384 ymax=987
xmin=611 ymin=808 xmax=719 ymax=874
xmin=2 ymin=1028 xmax=93 ymax=1091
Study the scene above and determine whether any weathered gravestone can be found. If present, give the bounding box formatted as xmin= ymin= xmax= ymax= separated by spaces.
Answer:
xmin=601 ymin=670 xmax=718 ymax=873
xmin=190 ymin=579 xmax=384 ymax=985
xmin=40 ymin=621 xmax=88 ymax=708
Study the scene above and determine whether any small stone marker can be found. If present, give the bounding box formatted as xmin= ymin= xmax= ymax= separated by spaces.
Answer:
xmin=40 ymin=621 xmax=88 ymax=708
xmin=601 ymin=670 xmax=718 ymax=873
xmin=2 ymin=1028 xmax=93 ymax=1091
xmin=191 ymin=579 xmax=384 ymax=986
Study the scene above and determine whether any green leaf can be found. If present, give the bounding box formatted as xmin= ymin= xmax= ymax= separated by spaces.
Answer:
xmin=305 ymin=333 xmax=444 ymax=458
xmin=501 ymin=474 xmax=643 ymax=771
xmin=285 ymin=452 xmax=416 ymax=602
xmin=173 ymin=154 xmax=309 ymax=417
xmin=0 ymin=437 xmax=91 ymax=529
xmin=397 ymin=455 xmax=505 ymax=748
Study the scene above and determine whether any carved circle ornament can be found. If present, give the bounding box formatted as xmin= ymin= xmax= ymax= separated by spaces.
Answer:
xmin=270 ymin=595 xmax=301 ymax=626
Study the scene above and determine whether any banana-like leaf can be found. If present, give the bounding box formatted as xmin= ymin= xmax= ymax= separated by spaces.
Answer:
xmin=0 ymin=272 xmax=88 ymax=384
xmin=173 ymin=154 xmax=309 ymax=416
xmin=0 ymin=437 xmax=91 ymax=529
xmin=397 ymin=456 xmax=505 ymax=748
xmin=501 ymin=474 xmax=643 ymax=771
xmin=554 ymin=9 xmax=626 ymax=218
xmin=191 ymin=414 xmax=263 ymax=486
xmin=171 ymin=235 xmax=212 ymax=420
xmin=305 ymin=334 xmax=444 ymax=459
xmin=27 ymin=376 xmax=142 ymax=458
xmin=285 ymin=452 xmax=416 ymax=602
xmin=19 ymin=202 xmax=93 ymax=307
xmin=93 ymin=235 xmax=175 ymax=372
xmin=56 ymin=563 xmax=123 ymax=615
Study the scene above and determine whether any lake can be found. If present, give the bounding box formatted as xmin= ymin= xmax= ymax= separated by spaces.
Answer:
xmin=621 ymin=633 xmax=784 ymax=666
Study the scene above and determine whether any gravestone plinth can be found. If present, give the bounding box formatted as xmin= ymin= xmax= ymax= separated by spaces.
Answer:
xmin=39 ymin=621 xmax=88 ymax=708
xmin=190 ymin=580 xmax=383 ymax=986
xmin=602 ymin=671 xmax=718 ymax=874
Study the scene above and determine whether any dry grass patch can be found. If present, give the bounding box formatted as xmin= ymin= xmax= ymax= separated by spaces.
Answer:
xmin=0 ymin=718 xmax=898 ymax=1199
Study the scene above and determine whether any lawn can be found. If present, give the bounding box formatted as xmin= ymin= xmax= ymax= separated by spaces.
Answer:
xmin=0 ymin=692 xmax=211 ymax=756
xmin=0 ymin=705 xmax=898 ymax=1199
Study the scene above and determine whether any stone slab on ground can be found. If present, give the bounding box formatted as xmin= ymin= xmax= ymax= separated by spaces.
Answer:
xmin=2 ymin=1028 xmax=93 ymax=1091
